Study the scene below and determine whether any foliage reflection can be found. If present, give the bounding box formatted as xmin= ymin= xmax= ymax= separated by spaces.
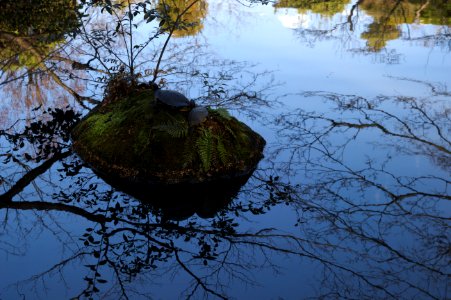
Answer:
xmin=1 ymin=79 xmax=449 ymax=299
xmin=274 ymin=0 xmax=451 ymax=53
xmin=0 ymin=0 xmax=79 ymax=70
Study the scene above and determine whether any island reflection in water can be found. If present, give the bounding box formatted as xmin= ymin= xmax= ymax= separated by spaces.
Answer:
xmin=0 ymin=0 xmax=450 ymax=299
xmin=97 ymin=168 xmax=257 ymax=221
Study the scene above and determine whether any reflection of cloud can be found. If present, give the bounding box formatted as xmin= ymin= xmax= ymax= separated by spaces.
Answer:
xmin=275 ymin=9 xmax=310 ymax=29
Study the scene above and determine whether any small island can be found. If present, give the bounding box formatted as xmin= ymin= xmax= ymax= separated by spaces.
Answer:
xmin=71 ymin=82 xmax=266 ymax=186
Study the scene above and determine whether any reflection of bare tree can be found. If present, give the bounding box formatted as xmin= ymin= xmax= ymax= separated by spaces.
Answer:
xmin=270 ymin=80 xmax=450 ymax=298
xmin=1 ymin=79 xmax=450 ymax=299
xmin=0 ymin=31 xmax=97 ymax=126
xmin=0 ymin=108 xmax=307 ymax=299
xmin=0 ymin=32 xmax=96 ymax=105
xmin=0 ymin=2 xmax=98 ymax=125
xmin=0 ymin=159 xmax=306 ymax=298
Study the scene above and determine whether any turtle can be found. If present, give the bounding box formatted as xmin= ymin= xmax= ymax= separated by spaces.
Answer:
xmin=188 ymin=106 xmax=209 ymax=126
xmin=150 ymin=82 xmax=195 ymax=110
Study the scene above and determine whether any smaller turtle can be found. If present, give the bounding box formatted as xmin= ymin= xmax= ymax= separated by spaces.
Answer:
xmin=151 ymin=82 xmax=195 ymax=110
xmin=188 ymin=106 xmax=209 ymax=126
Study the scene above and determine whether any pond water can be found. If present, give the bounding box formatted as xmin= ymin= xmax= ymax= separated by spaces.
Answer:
xmin=0 ymin=1 xmax=450 ymax=299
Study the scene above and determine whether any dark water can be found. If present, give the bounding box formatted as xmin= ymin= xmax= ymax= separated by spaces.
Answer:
xmin=0 ymin=1 xmax=450 ymax=299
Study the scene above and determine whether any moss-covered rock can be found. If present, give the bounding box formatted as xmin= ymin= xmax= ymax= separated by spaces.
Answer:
xmin=71 ymin=89 xmax=265 ymax=185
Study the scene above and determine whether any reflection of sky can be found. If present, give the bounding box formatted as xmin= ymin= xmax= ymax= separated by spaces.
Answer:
xmin=1 ymin=1 xmax=450 ymax=299
xmin=205 ymin=2 xmax=450 ymax=100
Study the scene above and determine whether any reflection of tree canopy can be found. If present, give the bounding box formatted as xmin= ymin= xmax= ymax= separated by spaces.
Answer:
xmin=274 ymin=0 xmax=450 ymax=53
xmin=360 ymin=21 xmax=401 ymax=51
xmin=360 ymin=0 xmax=450 ymax=51
xmin=274 ymin=0 xmax=450 ymax=25
xmin=274 ymin=0 xmax=351 ymax=17
xmin=0 ymin=0 xmax=79 ymax=38
xmin=157 ymin=0 xmax=208 ymax=37
xmin=418 ymin=0 xmax=451 ymax=25
xmin=360 ymin=0 xmax=415 ymax=51
xmin=0 ymin=38 xmax=60 ymax=72
xmin=0 ymin=0 xmax=79 ymax=71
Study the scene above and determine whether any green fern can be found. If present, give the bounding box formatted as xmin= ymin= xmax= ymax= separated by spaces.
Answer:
xmin=216 ymin=135 xmax=230 ymax=165
xmin=153 ymin=115 xmax=188 ymax=138
xmin=196 ymin=128 xmax=214 ymax=171
xmin=212 ymin=109 xmax=237 ymax=140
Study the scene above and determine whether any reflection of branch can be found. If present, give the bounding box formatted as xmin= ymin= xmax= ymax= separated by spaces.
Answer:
xmin=0 ymin=151 xmax=72 ymax=203
xmin=152 ymin=0 xmax=200 ymax=83
xmin=0 ymin=32 xmax=98 ymax=107
xmin=0 ymin=201 xmax=108 ymax=223
xmin=415 ymin=0 xmax=430 ymax=23
xmin=8 ymin=251 xmax=90 ymax=293
xmin=230 ymin=234 xmax=399 ymax=298
xmin=329 ymin=119 xmax=450 ymax=155
xmin=46 ymin=68 xmax=99 ymax=107
xmin=302 ymin=90 xmax=450 ymax=156
xmin=347 ymin=0 xmax=363 ymax=31
xmin=79 ymin=16 xmax=112 ymax=74
xmin=174 ymin=246 xmax=228 ymax=300
xmin=387 ymin=76 xmax=451 ymax=97
xmin=269 ymin=84 xmax=450 ymax=298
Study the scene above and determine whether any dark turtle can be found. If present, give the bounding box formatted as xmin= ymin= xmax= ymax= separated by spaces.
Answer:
xmin=151 ymin=82 xmax=195 ymax=110
xmin=188 ymin=106 xmax=209 ymax=126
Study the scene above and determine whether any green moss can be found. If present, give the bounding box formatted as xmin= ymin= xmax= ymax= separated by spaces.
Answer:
xmin=72 ymin=90 xmax=265 ymax=184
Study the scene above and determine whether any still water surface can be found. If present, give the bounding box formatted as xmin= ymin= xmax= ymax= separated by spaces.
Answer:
xmin=0 ymin=1 xmax=450 ymax=299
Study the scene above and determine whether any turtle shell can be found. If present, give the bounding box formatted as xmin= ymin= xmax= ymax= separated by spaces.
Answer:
xmin=151 ymin=83 xmax=194 ymax=109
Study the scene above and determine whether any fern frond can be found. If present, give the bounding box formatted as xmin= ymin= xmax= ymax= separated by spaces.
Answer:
xmin=224 ymin=123 xmax=237 ymax=140
xmin=196 ymin=128 xmax=214 ymax=171
xmin=216 ymin=135 xmax=230 ymax=165
xmin=153 ymin=115 xmax=188 ymax=138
